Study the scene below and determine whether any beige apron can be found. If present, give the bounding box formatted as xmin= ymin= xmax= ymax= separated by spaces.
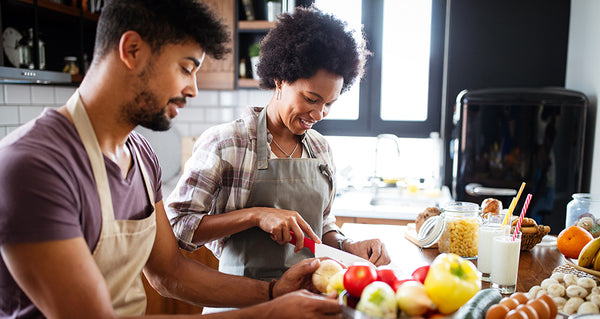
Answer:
xmin=66 ymin=92 xmax=157 ymax=316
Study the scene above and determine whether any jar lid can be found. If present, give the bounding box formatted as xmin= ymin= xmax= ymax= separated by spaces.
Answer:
xmin=417 ymin=215 xmax=445 ymax=248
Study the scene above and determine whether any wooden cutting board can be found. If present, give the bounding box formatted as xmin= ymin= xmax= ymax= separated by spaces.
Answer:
xmin=404 ymin=223 xmax=438 ymax=248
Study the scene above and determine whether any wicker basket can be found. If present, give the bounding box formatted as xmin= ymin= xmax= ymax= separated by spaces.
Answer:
xmin=514 ymin=225 xmax=551 ymax=250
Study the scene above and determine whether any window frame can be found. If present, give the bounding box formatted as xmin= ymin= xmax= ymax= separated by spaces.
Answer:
xmin=313 ymin=0 xmax=446 ymax=138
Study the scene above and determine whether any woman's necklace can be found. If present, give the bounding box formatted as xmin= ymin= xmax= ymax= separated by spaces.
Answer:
xmin=271 ymin=138 xmax=299 ymax=158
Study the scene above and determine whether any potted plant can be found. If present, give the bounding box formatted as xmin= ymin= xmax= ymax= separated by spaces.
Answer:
xmin=248 ymin=42 xmax=260 ymax=81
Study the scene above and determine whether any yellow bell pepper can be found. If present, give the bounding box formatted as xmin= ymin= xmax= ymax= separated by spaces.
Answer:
xmin=423 ymin=253 xmax=481 ymax=314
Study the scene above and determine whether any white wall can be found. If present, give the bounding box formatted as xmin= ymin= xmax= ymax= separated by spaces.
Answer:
xmin=565 ymin=0 xmax=600 ymax=193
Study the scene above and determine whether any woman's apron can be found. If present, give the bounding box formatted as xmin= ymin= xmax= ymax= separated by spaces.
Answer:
xmin=66 ymin=92 xmax=157 ymax=316
xmin=204 ymin=106 xmax=334 ymax=313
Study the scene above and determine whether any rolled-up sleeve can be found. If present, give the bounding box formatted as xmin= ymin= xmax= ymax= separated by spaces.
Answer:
xmin=165 ymin=129 xmax=223 ymax=251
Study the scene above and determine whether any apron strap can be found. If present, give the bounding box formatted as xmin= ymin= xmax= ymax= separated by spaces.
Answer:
xmin=66 ymin=90 xmax=115 ymax=222
xmin=256 ymin=106 xmax=269 ymax=170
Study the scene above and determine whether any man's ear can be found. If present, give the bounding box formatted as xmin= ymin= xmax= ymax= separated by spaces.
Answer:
xmin=118 ymin=31 xmax=146 ymax=70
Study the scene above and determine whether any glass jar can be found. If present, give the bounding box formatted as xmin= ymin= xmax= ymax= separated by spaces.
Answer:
xmin=62 ymin=56 xmax=79 ymax=75
xmin=417 ymin=202 xmax=481 ymax=258
xmin=566 ymin=194 xmax=600 ymax=230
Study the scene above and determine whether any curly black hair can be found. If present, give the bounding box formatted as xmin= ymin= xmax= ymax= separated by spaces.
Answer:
xmin=257 ymin=6 xmax=369 ymax=93
xmin=94 ymin=0 xmax=230 ymax=60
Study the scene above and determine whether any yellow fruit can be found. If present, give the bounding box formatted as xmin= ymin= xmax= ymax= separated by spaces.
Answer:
xmin=578 ymin=237 xmax=600 ymax=268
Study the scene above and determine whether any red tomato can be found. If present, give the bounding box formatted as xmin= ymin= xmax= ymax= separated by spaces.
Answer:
xmin=376 ymin=268 xmax=399 ymax=287
xmin=391 ymin=278 xmax=416 ymax=292
xmin=343 ymin=264 xmax=377 ymax=297
xmin=411 ymin=265 xmax=430 ymax=284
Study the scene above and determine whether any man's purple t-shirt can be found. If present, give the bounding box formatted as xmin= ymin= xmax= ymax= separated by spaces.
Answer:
xmin=0 ymin=109 xmax=163 ymax=318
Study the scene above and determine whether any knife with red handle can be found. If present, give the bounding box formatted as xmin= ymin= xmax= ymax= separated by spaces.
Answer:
xmin=288 ymin=231 xmax=375 ymax=267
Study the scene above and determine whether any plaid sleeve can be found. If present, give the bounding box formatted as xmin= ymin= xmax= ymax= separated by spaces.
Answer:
xmin=165 ymin=126 xmax=224 ymax=251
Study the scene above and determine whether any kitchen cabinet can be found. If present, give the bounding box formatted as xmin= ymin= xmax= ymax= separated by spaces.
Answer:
xmin=0 ymin=0 xmax=97 ymax=83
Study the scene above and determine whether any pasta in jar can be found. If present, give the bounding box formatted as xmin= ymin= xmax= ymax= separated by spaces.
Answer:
xmin=437 ymin=202 xmax=481 ymax=258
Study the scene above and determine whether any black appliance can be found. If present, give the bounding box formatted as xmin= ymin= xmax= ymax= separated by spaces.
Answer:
xmin=451 ymin=87 xmax=587 ymax=234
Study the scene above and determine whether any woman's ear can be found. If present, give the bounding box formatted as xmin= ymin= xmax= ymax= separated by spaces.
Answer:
xmin=118 ymin=31 xmax=146 ymax=70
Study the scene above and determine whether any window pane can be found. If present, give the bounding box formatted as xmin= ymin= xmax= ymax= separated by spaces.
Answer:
xmin=380 ymin=0 xmax=432 ymax=121
xmin=313 ymin=0 xmax=361 ymax=120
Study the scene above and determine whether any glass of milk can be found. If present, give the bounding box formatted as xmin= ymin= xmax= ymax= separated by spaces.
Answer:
xmin=477 ymin=224 xmax=503 ymax=282
xmin=477 ymin=212 xmax=507 ymax=282
xmin=490 ymin=232 xmax=521 ymax=294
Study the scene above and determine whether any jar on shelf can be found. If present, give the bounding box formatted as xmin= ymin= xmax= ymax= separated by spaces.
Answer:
xmin=62 ymin=56 xmax=79 ymax=75
xmin=566 ymin=194 xmax=600 ymax=232
xmin=417 ymin=201 xmax=481 ymax=258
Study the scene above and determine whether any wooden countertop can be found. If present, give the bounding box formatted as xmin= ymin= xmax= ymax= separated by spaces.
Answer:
xmin=340 ymin=223 xmax=565 ymax=293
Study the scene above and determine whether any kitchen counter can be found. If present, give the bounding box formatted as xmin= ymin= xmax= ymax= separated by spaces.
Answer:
xmin=340 ymin=223 xmax=565 ymax=292
xmin=332 ymin=186 xmax=453 ymax=225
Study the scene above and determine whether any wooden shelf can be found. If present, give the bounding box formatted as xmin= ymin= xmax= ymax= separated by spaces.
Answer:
xmin=238 ymin=20 xmax=275 ymax=31
xmin=238 ymin=78 xmax=260 ymax=88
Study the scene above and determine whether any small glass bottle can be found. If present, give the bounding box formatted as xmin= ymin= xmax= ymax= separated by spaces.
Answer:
xmin=566 ymin=194 xmax=600 ymax=229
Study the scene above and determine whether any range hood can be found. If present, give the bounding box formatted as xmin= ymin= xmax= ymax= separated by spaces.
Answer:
xmin=0 ymin=66 xmax=71 ymax=84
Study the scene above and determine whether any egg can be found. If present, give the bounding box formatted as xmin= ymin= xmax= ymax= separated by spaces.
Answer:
xmin=486 ymin=304 xmax=510 ymax=319
xmin=510 ymin=292 xmax=530 ymax=304
xmin=500 ymin=297 xmax=520 ymax=311
xmin=537 ymin=294 xmax=557 ymax=318
xmin=527 ymin=298 xmax=550 ymax=319
xmin=516 ymin=304 xmax=539 ymax=319
xmin=506 ymin=309 xmax=528 ymax=319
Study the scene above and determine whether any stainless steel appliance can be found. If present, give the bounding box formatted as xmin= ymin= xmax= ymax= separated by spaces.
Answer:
xmin=451 ymin=87 xmax=587 ymax=234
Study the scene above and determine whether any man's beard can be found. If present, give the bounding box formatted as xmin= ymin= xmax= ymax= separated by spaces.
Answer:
xmin=123 ymin=90 xmax=172 ymax=131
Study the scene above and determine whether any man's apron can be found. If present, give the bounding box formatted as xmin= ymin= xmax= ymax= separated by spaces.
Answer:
xmin=66 ymin=92 xmax=157 ymax=316
xmin=204 ymin=106 xmax=334 ymax=313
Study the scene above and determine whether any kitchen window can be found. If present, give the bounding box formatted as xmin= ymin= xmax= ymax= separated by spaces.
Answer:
xmin=312 ymin=0 xmax=446 ymax=139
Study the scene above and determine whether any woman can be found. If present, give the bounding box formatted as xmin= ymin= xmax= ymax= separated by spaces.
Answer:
xmin=165 ymin=6 xmax=390 ymax=284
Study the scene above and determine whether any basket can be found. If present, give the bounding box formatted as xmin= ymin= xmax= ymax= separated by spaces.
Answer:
xmin=516 ymin=225 xmax=551 ymax=250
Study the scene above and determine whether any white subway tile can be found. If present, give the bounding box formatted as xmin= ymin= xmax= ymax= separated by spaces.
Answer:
xmin=0 ymin=106 xmax=19 ymax=125
xmin=5 ymin=84 xmax=31 ymax=104
xmin=172 ymin=123 xmax=190 ymax=137
xmin=19 ymin=106 xmax=45 ymax=123
xmin=205 ymin=107 xmax=234 ymax=123
xmin=54 ymin=86 xmax=77 ymax=104
xmin=189 ymin=91 xmax=219 ymax=106
xmin=188 ymin=124 xmax=212 ymax=137
xmin=177 ymin=108 xmax=205 ymax=122
xmin=6 ymin=126 xmax=18 ymax=135
xmin=249 ymin=89 xmax=272 ymax=106
xmin=0 ymin=84 xmax=5 ymax=104
xmin=219 ymin=91 xmax=238 ymax=107
xmin=31 ymin=85 xmax=56 ymax=105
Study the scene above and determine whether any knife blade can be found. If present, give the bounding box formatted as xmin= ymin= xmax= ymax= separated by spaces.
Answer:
xmin=289 ymin=232 xmax=375 ymax=267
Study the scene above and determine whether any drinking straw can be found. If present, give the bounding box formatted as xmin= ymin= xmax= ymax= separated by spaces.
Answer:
xmin=501 ymin=182 xmax=526 ymax=227
xmin=513 ymin=193 xmax=533 ymax=241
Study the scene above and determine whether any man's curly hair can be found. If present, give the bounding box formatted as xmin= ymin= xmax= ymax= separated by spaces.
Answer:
xmin=95 ymin=0 xmax=230 ymax=60
xmin=257 ymin=6 xmax=369 ymax=93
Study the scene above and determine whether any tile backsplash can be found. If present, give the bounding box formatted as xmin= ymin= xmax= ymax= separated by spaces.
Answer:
xmin=0 ymin=84 xmax=273 ymax=140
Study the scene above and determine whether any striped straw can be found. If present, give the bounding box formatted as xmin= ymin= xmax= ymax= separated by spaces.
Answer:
xmin=513 ymin=193 xmax=533 ymax=241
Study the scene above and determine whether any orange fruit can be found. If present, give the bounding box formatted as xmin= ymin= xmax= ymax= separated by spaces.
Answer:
xmin=557 ymin=225 xmax=594 ymax=259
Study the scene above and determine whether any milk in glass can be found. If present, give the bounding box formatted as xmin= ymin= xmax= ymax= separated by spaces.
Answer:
xmin=491 ymin=233 xmax=521 ymax=294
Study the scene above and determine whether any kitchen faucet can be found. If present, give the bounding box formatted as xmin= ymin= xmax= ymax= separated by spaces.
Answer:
xmin=372 ymin=133 xmax=401 ymax=184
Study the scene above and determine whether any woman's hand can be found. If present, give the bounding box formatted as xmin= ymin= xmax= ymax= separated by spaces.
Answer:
xmin=343 ymin=238 xmax=391 ymax=266
xmin=254 ymin=207 xmax=321 ymax=252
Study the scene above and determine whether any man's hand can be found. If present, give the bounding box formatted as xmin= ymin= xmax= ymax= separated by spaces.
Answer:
xmin=344 ymin=238 xmax=391 ymax=266
xmin=255 ymin=208 xmax=321 ymax=252
xmin=274 ymin=258 xmax=322 ymax=296
xmin=262 ymin=290 xmax=342 ymax=318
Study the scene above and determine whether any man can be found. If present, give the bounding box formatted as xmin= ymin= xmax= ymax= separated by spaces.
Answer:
xmin=0 ymin=0 xmax=340 ymax=318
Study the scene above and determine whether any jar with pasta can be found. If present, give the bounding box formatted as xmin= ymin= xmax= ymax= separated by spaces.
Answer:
xmin=437 ymin=202 xmax=481 ymax=258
